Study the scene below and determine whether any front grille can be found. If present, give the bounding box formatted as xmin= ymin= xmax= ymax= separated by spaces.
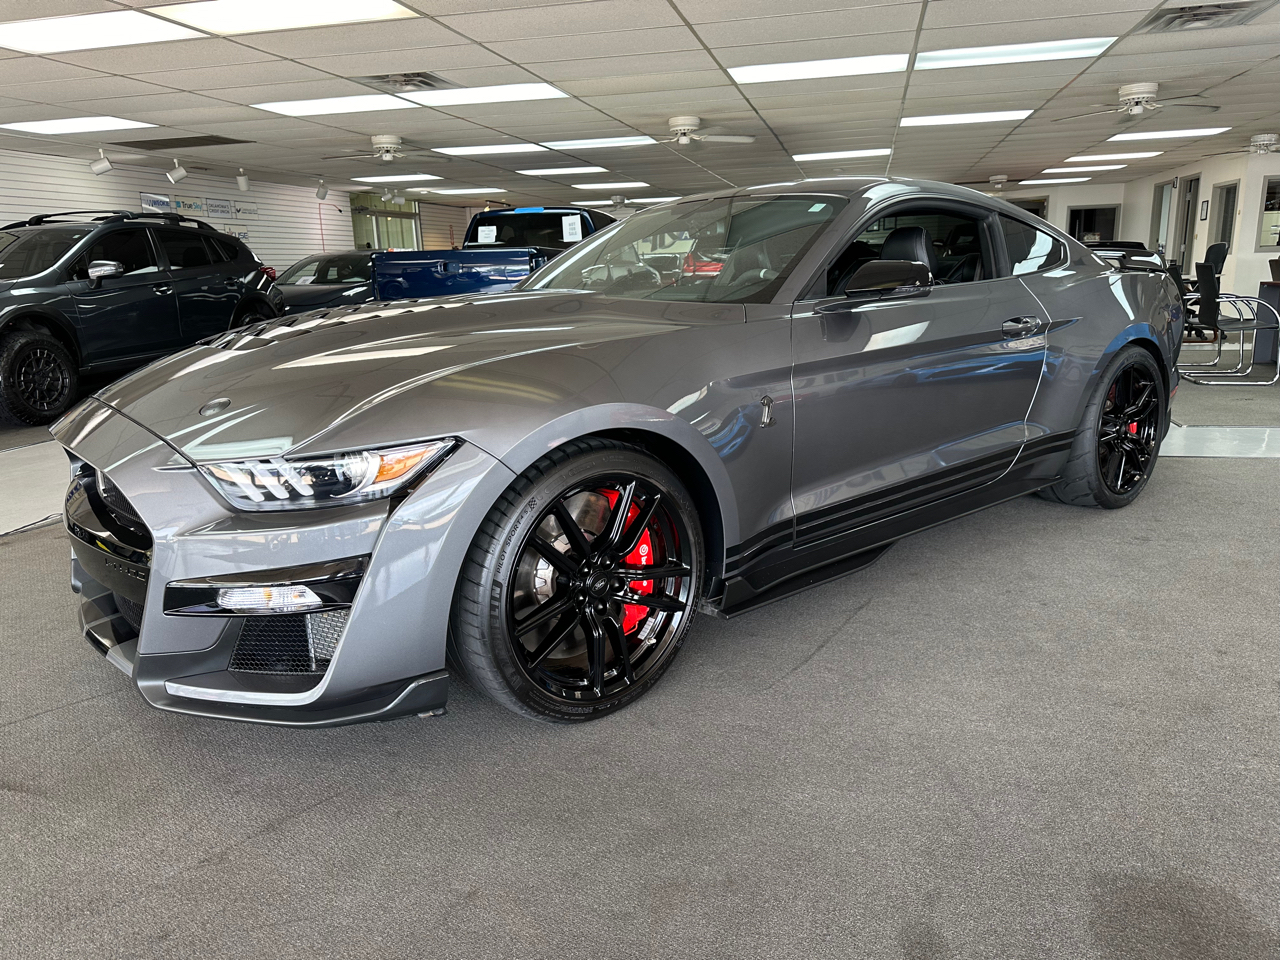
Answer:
xmin=115 ymin=593 xmax=144 ymax=631
xmin=96 ymin=470 xmax=149 ymax=540
xmin=229 ymin=610 xmax=349 ymax=675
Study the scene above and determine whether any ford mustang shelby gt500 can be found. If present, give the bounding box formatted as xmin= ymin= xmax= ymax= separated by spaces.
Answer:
xmin=53 ymin=177 xmax=1181 ymax=727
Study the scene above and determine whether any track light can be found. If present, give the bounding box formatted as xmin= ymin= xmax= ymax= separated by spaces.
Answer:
xmin=236 ymin=168 xmax=250 ymax=192
xmin=391 ymin=193 xmax=405 ymax=206
xmin=315 ymin=180 xmax=328 ymax=200
xmin=89 ymin=149 xmax=112 ymax=175
xmin=166 ymin=158 xmax=188 ymax=183
xmin=380 ymin=188 xmax=393 ymax=201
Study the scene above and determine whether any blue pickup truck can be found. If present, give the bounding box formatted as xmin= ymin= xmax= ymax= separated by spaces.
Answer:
xmin=278 ymin=205 xmax=614 ymax=314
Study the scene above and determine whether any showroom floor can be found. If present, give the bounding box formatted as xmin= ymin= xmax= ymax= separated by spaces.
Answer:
xmin=2 ymin=381 xmax=1277 ymax=959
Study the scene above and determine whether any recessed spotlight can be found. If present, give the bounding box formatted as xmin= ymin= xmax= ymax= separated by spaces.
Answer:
xmin=915 ymin=38 xmax=1116 ymax=71
xmin=539 ymin=136 xmax=655 ymax=150
xmin=792 ymin=148 xmax=892 ymax=161
xmin=729 ymin=54 xmax=908 ymax=84
xmin=254 ymin=94 xmax=419 ymax=117
xmin=429 ymin=187 xmax=508 ymax=195
xmin=89 ymin=150 xmax=113 ymax=175
xmin=147 ymin=0 xmax=418 ymax=35
xmin=351 ymin=173 xmax=442 ymax=182
xmin=1020 ymin=177 xmax=1091 ymax=184
xmin=166 ymin=159 xmax=188 ymax=183
xmin=1065 ymin=152 xmax=1163 ymax=161
xmin=0 ymin=116 xmax=156 ymax=135
xmin=572 ymin=181 xmax=648 ymax=190
xmin=433 ymin=144 xmax=547 ymax=156
xmin=236 ymin=168 xmax=250 ymax=192
xmin=399 ymin=83 xmax=567 ymax=107
xmin=0 ymin=11 xmax=200 ymax=54
xmin=1108 ymin=127 xmax=1229 ymax=141
xmin=901 ymin=111 xmax=1033 ymax=126
xmin=1042 ymin=165 xmax=1126 ymax=172
xmin=516 ymin=165 xmax=608 ymax=176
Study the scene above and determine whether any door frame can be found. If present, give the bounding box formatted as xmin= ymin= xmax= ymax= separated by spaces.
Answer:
xmin=1173 ymin=174 xmax=1201 ymax=269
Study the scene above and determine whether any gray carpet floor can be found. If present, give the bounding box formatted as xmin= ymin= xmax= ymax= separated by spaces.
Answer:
xmin=2 ymin=456 xmax=1276 ymax=960
xmin=1173 ymin=368 xmax=1278 ymax=427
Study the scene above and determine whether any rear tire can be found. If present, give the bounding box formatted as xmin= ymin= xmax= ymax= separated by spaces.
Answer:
xmin=451 ymin=438 xmax=703 ymax=722
xmin=230 ymin=300 xmax=275 ymax=329
xmin=1039 ymin=345 xmax=1166 ymax=509
xmin=0 ymin=331 xmax=78 ymax=427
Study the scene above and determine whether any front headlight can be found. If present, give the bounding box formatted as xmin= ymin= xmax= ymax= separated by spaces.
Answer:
xmin=200 ymin=439 xmax=456 ymax=511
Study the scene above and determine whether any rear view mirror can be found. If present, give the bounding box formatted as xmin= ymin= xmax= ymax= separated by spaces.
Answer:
xmin=87 ymin=260 xmax=124 ymax=280
xmin=843 ymin=260 xmax=932 ymax=301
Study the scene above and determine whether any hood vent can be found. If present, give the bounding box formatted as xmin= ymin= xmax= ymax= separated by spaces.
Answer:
xmin=1136 ymin=1 xmax=1278 ymax=32
xmin=354 ymin=72 xmax=459 ymax=94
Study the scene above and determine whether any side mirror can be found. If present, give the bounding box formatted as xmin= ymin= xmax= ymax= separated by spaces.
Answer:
xmin=843 ymin=260 xmax=932 ymax=302
xmin=87 ymin=260 xmax=124 ymax=280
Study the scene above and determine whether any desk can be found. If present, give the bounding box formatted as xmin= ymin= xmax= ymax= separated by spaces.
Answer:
xmin=1258 ymin=282 xmax=1280 ymax=364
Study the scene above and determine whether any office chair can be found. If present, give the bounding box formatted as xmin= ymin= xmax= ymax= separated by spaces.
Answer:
xmin=1178 ymin=262 xmax=1280 ymax=385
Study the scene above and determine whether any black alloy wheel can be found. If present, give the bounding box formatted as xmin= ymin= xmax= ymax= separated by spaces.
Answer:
xmin=0 ymin=331 xmax=79 ymax=427
xmin=1096 ymin=362 xmax=1161 ymax=496
xmin=508 ymin=475 xmax=694 ymax=703
xmin=452 ymin=438 xmax=703 ymax=721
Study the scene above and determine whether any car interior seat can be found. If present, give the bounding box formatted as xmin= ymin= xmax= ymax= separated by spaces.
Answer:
xmin=940 ymin=223 xmax=984 ymax=283
xmin=879 ymin=226 xmax=938 ymax=277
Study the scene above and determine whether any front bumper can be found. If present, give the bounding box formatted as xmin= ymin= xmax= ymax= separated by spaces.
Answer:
xmin=52 ymin=399 xmax=513 ymax=727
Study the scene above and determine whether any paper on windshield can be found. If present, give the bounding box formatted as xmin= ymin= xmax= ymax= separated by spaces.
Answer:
xmin=562 ymin=216 xmax=583 ymax=243
xmin=477 ymin=225 xmax=497 ymax=243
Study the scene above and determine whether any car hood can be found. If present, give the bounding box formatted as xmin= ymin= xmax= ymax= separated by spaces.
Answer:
xmin=90 ymin=290 xmax=739 ymax=463
xmin=279 ymin=282 xmax=372 ymax=310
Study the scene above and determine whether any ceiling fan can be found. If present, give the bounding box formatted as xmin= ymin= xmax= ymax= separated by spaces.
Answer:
xmin=657 ymin=116 xmax=756 ymax=146
xmin=1203 ymin=132 xmax=1279 ymax=157
xmin=1052 ymin=82 xmax=1219 ymax=123
xmin=319 ymin=134 xmax=447 ymax=163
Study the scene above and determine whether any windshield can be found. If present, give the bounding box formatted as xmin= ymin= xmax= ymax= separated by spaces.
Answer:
xmin=0 ymin=226 xmax=92 ymax=280
xmin=466 ymin=212 xmax=591 ymax=250
xmin=278 ymin=253 xmax=370 ymax=285
xmin=520 ymin=195 xmax=846 ymax=303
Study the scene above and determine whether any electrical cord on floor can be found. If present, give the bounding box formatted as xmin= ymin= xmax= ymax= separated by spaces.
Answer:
xmin=0 ymin=513 xmax=60 ymax=539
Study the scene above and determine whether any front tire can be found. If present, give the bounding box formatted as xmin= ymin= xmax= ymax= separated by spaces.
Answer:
xmin=1039 ymin=345 xmax=1166 ymax=509
xmin=451 ymin=438 xmax=703 ymax=722
xmin=0 ymin=331 xmax=78 ymax=427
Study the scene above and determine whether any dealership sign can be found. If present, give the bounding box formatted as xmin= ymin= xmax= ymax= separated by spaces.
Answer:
xmin=204 ymin=197 xmax=234 ymax=218
xmin=173 ymin=195 xmax=205 ymax=214
xmin=139 ymin=192 xmax=170 ymax=213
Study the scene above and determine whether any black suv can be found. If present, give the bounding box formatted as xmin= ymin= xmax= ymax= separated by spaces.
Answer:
xmin=0 ymin=210 xmax=283 ymax=426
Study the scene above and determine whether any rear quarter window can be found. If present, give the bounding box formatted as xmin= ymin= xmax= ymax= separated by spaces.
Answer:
xmin=1000 ymin=215 xmax=1066 ymax=275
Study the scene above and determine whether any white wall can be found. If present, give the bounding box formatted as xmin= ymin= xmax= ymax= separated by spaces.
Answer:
xmin=417 ymin=201 xmax=470 ymax=248
xmin=1004 ymin=182 xmax=1126 ymax=234
xmin=0 ymin=147 xmax=353 ymax=273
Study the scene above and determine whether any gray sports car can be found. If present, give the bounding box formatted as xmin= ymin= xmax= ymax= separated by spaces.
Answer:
xmin=53 ymin=178 xmax=1182 ymax=727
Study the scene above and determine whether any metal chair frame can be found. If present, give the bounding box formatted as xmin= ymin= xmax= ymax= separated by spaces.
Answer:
xmin=1178 ymin=292 xmax=1280 ymax=386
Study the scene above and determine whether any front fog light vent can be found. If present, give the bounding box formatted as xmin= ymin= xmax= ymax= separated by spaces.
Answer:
xmin=217 ymin=584 xmax=323 ymax=613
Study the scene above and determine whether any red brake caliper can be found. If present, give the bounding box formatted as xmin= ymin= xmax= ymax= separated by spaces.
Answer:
xmin=1128 ymin=422 xmax=1138 ymax=434
xmin=599 ymin=489 xmax=653 ymax=634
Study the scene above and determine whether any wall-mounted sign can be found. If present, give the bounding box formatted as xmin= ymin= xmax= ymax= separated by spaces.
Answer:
xmin=219 ymin=225 xmax=250 ymax=242
xmin=173 ymin=195 xmax=205 ymax=214
xmin=139 ymin=192 xmax=171 ymax=213
xmin=1199 ymin=199 xmax=1210 ymax=221
xmin=233 ymin=201 xmax=259 ymax=219
xmin=205 ymin=197 xmax=234 ymax=218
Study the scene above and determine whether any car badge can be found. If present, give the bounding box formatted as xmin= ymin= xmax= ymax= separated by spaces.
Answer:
xmin=199 ymin=398 xmax=232 ymax=417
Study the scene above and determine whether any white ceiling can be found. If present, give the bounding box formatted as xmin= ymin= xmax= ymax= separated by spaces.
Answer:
xmin=0 ymin=0 xmax=1276 ymax=206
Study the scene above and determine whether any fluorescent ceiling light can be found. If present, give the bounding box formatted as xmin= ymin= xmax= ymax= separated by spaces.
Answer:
xmin=631 ymin=197 xmax=680 ymax=203
xmin=915 ymin=37 xmax=1115 ymax=71
xmin=573 ymin=181 xmax=649 ymax=190
xmin=429 ymin=188 xmax=507 ymax=195
xmin=147 ymin=0 xmax=417 ymax=35
xmin=729 ymin=53 xmax=908 ymax=84
xmin=792 ymin=148 xmax=892 ymax=161
xmin=1108 ymin=127 xmax=1229 ymax=141
xmin=351 ymin=173 xmax=442 ymax=183
xmin=1065 ymin=152 xmax=1163 ymax=161
xmin=0 ymin=11 xmax=200 ymax=54
xmin=1020 ymin=177 xmax=1091 ymax=184
xmin=516 ymin=165 xmax=608 ymax=176
xmin=254 ymin=95 xmax=418 ymax=116
xmin=0 ymin=116 xmax=156 ymax=135
xmin=540 ymin=136 xmax=655 ymax=150
xmin=400 ymin=83 xmax=567 ymax=107
xmin=573 ymin=200 xmax=614 ymax=206
xmin=902 ymin=110 xmax=1032 ymax=126
xmin=1042 ymin=165 xmax=1126 ymax=172
xmin=433 ymin=144 xmax=547 ymax=156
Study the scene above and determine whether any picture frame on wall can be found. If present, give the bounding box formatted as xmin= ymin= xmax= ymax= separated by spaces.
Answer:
xmin=1200 ymin=199 xmax=1210 ymax=221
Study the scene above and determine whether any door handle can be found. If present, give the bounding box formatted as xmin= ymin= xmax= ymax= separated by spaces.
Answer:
xmin=152 ymin=283 xmax=173 ymax=294
xmin=759 ymin=395 xmax=776 ymax=428
xmin=1002 ymin=316 xmax=1042 ymax=338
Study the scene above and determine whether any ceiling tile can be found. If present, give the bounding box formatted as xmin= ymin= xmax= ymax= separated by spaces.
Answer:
xmin=137 ymin=60 xmax=330 ymax=92
xmin=0 ymin=57 xmax=103 ymax=85
xmin=493 ymin=26 xmax=700 ymax=63
xmin=205 ymin=79 xmax=383 ymax=106
xmin=923 ymin=0 xmax=1150 ymax=28
xmin=713 ymin=34 xmax=915 ymax=66
xmin=535 ymin=49 xmax=720 ymax=81
xmin=558 ymin=71 xmax=731 ymax=97
xmin=697 ymin=6 xmax=919 ymax=46
xmin=48 ymin=39 xmax=276 ymax=73
xmin=438 ymin=0 xmax=683 ymax=41
xmin=297 ymin=45 xmax=506 ymax=78
xmin=0 ymin=75 xmax=172 ymax=102
xmin=237 ymin=18 xmax=461 ymax=58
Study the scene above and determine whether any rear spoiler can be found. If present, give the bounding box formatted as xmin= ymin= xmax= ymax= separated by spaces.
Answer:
xmin=1086 ymin=242 xmax=1167 ymax=273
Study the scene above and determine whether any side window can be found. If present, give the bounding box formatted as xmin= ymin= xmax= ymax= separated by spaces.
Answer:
xmin=156 ymin=228 xmax=212 ymax=270
xmin=203 ymin=236 xmax=233 ymax=263
xmin=820 ymin=206 xmax=992 ymax=296
xmin=1000 ymin=216 xmax=1066 ymax=275
xmin=73 ymin=229 xmax=159 ymax=278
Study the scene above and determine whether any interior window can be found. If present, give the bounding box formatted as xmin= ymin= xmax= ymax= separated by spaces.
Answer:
xmin=1000 ymin=216 xmax=1066 ymax=275
xmin=72 ymin=229 xmax=158 ymax=279
xmin=822 ymin=206 xmax=990 ymax=296
xmin=156 ymin=228 xmax=212 ymax=270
